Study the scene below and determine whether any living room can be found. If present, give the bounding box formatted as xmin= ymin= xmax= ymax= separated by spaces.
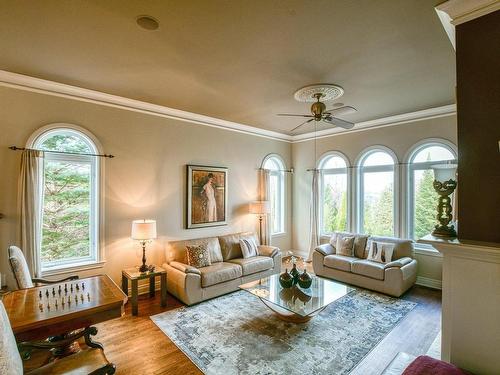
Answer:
xmin=0 ymin=1 xmax=498 ymax=375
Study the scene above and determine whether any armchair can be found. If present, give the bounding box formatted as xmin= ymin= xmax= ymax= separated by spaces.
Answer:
xmin=8 ymin=246 xmax=78 ymax=290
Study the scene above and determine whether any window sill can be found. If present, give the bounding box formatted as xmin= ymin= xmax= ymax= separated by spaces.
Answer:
xmin=41 ymin=260 xmax=106 ymax=277
xmin=271 ymin=232 xmax=287 ymax=238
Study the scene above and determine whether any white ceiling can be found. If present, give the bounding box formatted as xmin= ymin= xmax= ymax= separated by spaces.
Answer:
xmin=0 ymin=0 xmax=456 ymax=135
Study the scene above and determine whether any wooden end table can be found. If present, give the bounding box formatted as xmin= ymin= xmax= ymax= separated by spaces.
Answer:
xmin=121 ymin=266 xmax=167 ymax=316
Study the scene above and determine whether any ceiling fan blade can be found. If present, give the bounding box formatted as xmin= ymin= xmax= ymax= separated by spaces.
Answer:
xmin=323 ymin=116 xmax=355 ymax=129
xmin=277 ymin=113 xmax=314 ymax=118
xmin=324 ymin=106 xmax=357 ymax=116
xmin=290 ymin=118 xmax=314 ymax=132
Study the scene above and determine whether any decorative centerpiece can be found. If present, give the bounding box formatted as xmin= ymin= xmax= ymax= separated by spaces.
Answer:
xmin=279 ymin=269 xmax=294 ymax=288
xmin=298 ymin=269 xmax=312 ymax=289
xmin=290 ymin=263 xmax=300 ymax=285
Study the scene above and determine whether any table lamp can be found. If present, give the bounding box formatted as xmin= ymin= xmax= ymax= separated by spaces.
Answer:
xmin=431 ymin=164 xmax=458 ymax=238
xmin=249 ymin=201 xmax=271 ymax=244
xmin=131 ymin=219 xmax=157 ymax=272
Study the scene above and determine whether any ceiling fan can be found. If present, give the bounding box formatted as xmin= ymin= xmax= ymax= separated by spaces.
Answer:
xmin=277 ymin=84 xmax=357 ymax=133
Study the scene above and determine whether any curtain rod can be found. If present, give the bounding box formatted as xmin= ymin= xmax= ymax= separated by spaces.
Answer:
xmin=258 ymin=167 xmax=294 ymax=173
xmin=9 ymin=146 xmax=115 ymax=158
xmin=306 ymin=160 xmax=457 ymax=171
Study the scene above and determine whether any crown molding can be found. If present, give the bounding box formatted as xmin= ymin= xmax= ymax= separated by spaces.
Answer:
xmin=291 ymin=104 xmax=457 ymax=143
xmin=436 ymin=0 xmax=500 ymax=26
xmin=0 ymin=70 xmax=456 ymax=144
xmin=0 ymin=70 xmax=293 ymax=143
xmin=435 ymin=0 xmax=500 ymax=49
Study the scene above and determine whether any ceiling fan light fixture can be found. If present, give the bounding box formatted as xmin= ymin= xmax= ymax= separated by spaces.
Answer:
xmin=293 ymin=84 xmax=344 ymax=102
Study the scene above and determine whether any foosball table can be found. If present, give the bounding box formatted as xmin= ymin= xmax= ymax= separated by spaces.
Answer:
xmin=2 ymin=274 xmax=127 ymax=343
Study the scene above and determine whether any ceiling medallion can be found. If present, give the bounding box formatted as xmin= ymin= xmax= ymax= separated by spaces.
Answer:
xmin=293 ymin=84 xmax=344 ymax=102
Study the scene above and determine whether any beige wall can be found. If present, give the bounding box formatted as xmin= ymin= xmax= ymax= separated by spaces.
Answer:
xmin=291 ymin=115 xmax=457 ymax=282
xmin=0 ymin=86 xmax=292 ymax=289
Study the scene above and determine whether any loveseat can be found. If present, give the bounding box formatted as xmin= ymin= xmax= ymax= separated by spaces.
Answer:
xmin=163 ymin=232 xmax=281 ymax=305
xmin=312 ymin=232 xmax=417 ymax=297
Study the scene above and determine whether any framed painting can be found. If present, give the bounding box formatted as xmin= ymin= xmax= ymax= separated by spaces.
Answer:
xmin=186 ymin=165 xmax=228 ymax=229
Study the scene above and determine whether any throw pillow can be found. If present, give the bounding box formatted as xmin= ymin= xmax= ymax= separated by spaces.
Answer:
xmin=239 ymin=237 xmax=258 ymax=258
xmin=367 ymin=241 xmax=395 ymax=264
xmin=336 ymin=236 xmax=355 ymax=256
xmin=186 ymin=244 xmax=211 ymax=268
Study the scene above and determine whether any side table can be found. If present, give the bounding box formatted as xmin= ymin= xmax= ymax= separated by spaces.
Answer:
xmin=121 ymin=265 xmax=167 ymax=316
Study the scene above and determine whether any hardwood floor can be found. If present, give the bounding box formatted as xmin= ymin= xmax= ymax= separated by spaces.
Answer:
xmin=24 ymin=262 xmax=442 ymax=375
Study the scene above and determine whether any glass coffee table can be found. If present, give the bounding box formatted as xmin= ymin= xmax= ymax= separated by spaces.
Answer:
xmin=240 ymin=274 xmax=355 ymax=323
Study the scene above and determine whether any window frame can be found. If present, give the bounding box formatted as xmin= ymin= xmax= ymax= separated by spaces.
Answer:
xmin=261 ymin=154 xmax=286 ymax=236
xmin=405 ymin=138 xmax=457 ymax=241
xmin=355 ymin=145 xmax=399 ymax=237
xmin=317 ymin=151 xmax=351 ymax=236
xmin=27 ymin=123 xmax=105 ymax=275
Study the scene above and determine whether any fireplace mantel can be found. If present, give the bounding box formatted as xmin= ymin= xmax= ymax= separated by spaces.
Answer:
xmin=418 ymin=234 xmax=500 ymax=374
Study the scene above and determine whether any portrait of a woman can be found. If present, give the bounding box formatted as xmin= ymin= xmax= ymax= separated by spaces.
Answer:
xmin=187 ymin=165 xmax=227 ymax=228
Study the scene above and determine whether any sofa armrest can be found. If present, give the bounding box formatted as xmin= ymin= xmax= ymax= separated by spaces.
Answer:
xmin=315 ymin=244 xmax=335 ymax=256
xmin=169 ymin=261 xmax=201 ymax=275
xmin=384 ymin=257 xmax=413 ymax=269
xmin=258 ymin=245 xmax=280 ymax=258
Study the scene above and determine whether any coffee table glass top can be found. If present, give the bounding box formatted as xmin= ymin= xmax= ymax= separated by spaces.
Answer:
xmin=239 ymin=274 xmax=355 ymax=317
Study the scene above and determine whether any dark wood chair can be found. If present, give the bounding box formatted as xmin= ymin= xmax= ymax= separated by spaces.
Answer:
xmin=0 ymin=301 xmax=116 ymax=375
xmin=8 ymin=245 xmax=78 ymax=289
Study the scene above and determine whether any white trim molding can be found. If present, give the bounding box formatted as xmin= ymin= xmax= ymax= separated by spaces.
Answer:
xmin=436 ymin=0 xmax=500 ymax=26
xmin=435 ymin=0 xmax=500 ymax=49
xmin=416 ymin=276 xmax=442 ymax=290
xmin=0 ymin=70 xmax=293 ymax=143
xmin=292 ymin=105 xmax=457 ymax=143
xmin=0 ymin=69 xmax=457 ymax=144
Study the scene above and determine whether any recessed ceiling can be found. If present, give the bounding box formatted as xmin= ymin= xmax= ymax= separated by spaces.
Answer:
xmin=0 ymin=0 xmax=455 ymax=135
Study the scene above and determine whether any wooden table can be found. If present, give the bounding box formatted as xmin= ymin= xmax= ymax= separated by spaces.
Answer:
xmin=121 ymin=266 xmax=167 ymax=316
xmin=2 ymin=274 xmax=127 ymax=342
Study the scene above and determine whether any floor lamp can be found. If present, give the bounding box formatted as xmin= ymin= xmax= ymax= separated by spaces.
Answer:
xmin=249 ymin=201 xmax=271 ymax=245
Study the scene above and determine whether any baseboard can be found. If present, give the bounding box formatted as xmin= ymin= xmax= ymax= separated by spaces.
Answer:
xmin=416 ymin=276 xmax=442 ymax=290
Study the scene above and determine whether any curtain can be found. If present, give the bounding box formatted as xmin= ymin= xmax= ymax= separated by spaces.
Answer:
xmin=258 ymin=168 xmax=271 ymax=245
xmin=18 ymin=149 xmax=44 ymax=278
xmin=307 ymin=169 xmax=321 ymax=262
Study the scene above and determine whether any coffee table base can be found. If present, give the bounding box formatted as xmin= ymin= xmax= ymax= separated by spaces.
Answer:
xmin=260 ymin=298 xmax=326 ymax=323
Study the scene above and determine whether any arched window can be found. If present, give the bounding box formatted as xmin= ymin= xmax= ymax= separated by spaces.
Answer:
xmin=31 ymin=126 xmax=101 ymax=271
xmin=262 ymin=154 xmax=285 ymax=235
xmin=357 ymin=147 xmax=397 ymax=236
xmin=407 ymin=140 xmax=457 ymax=240
xmin=318 ymin=152 xmax=349 ymax=234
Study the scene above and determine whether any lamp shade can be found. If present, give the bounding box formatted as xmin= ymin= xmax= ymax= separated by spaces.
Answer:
xmin=249 ymin=201 xmax=271 ymax=215
xmin=131 ymin=219 xmax=157 ymax=240
xmin=431 ymin=163 xmax=458 ymax=182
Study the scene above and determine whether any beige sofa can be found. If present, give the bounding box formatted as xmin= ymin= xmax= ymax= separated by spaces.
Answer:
xmin=163 ymin=232 xmax=281 ymax=305
xmin=313 ymin=232 xmax=417 ymax=297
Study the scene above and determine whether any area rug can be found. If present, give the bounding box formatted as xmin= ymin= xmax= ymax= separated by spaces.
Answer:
xmin=151 ymin=290 xmax=416 ymax=375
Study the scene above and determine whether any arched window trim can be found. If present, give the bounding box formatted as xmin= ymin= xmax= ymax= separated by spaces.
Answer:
xmin=317 ymin=151 xmax=351 ymax=234
xmin=404 ymin=138 xmax=457 ymax=240
xmin=355 ymin=145 xmax=399 ymax=236
xmin=27 ymin=123 xmax=105 ymax=275
xmin=261 ymin=153 xmax=286 ymax=236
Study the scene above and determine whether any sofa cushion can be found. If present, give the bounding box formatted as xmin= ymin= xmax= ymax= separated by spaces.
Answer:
xmin=186 ymin=245 xmax=211 ymax=268
xmin=167 ymin=237 xmax=223 ymax=264
xmin=351 ymin=259 xmax=385 ymax=280
xmin=219 ymin=232 xmax=256 ymax=260
xmin=324 ymin=255 xmax=358 ymax=272
xmin=336 ymin=236 xmax=355 ymax=256
xmin=329 ymin=232 xmax=369 ymax=259
xmin=227 ymin=256 xmax=274 ymax=276
xmin=239 ymin=237 xmax=258 ymax=258
xmin=199 ymin=262 xmax=242 ymax=287
xmin=369 ymin=236 xmax=414 ymax=260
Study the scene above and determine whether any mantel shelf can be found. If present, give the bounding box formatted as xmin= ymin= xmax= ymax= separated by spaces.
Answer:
xmin=418 ymin=234 xmax=500 ymax=263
